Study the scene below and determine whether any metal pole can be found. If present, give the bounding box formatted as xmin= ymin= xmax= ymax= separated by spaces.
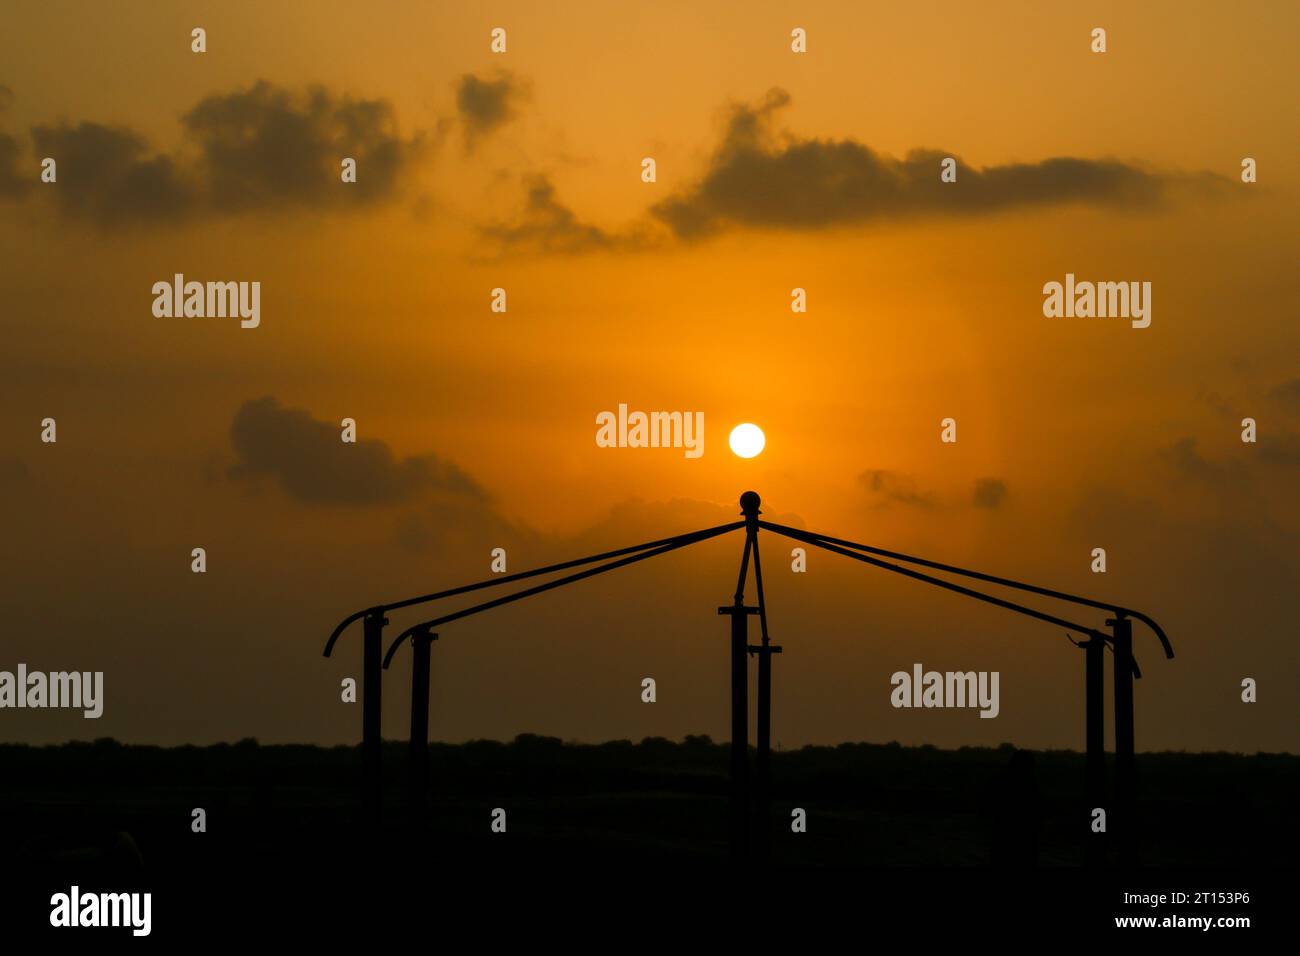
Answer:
xmin=716 ymin=491 xmax=762 ymax=861
xmin=362 ymin=609 xmax=387 ymax=828
xmin=717 ymin=599 xmax=755 ymax=861
xmin=1110 ymin=615 xmax=1136 ymax=865
xmin=748 ymin=522 xmax=782 ymax=864
xmin=408 ymin=628 xmax=436 ymax=816
xmin=750 ymin=634 xmax=781 ymax=861
xmin=1084 ymin=635 xmax=1106 ymax=867
xmin=755 ymin=637 xmax=770 ymax=858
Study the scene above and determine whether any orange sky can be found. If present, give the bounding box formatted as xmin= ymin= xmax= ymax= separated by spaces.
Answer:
xmin=1 ymin=1 xmax=1296 ymax=753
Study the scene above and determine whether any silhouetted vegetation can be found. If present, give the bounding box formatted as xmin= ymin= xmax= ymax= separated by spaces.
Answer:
xmin=3 ymin=736 xmax=1295 ymax=877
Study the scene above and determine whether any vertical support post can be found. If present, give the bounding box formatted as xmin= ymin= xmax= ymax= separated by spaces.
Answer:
xmin=1109 ymin=615 xmax=1136 ymax=865
xmin=717 ymin=490 xmax=764 ymax=862
xmin=362 ymin=608 xmax=387 ymax=828
xmin=408 ymin=628 xmax=436 ymax=817
xmin=755 ymin=636 xmax=770 ymax=858
xmin=1084 ymin=635 xmax=1106 ymax=867
xmin=750 ymin=635 xmax=782 ymax=862
xmin=729 ymin=600 xmax=750 ymax=859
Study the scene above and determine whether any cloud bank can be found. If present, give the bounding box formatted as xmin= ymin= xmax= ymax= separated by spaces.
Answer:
xmin=11 ymin=81 xmax=422 ymax=226
xmin=651 ymin=88 xmax=1194 ymax=239
xmin=227 ymin=397 xmax=484 ymax=507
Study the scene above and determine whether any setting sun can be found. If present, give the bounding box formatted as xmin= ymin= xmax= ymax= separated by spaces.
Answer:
xmin=729 ymin=423 xmax=766 ymax=458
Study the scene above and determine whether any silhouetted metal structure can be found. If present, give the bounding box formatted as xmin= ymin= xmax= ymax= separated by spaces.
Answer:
xmin=323 ymin=490 xmax=1172 ymax=864
xmin=407 ymin=626 xmax=437 ymax=815
xmin=361 ymin=609 xmax=386 ymax=825
xmin=1083 ymin=634 xmax=1106 ymax=867
xmin=1110 ymin=615 xmax=1137 ymax=864
xmin=730 ymin=491 xmax=782 ymax=861
xmin=322 ymin=523 xmax=740 ymax=825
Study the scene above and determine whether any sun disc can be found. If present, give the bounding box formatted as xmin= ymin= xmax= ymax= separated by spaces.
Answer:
xmin=728 ymin=423 xmax=766 ymax=458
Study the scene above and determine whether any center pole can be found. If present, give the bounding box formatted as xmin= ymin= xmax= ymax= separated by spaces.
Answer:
xmin=716 ymin=491 xmax=763 ymax=861
xmin=745 ymin=496 xmax=782 ymax=864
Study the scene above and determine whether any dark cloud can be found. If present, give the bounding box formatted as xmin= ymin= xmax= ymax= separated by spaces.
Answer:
xmin=30 ymin=122 xmax=197 ymax=225
xmin=1260 ymin=430 xmax=1300 ymax=467
xmin=227 ymin=397 xmax=486 ymax=507
xmin=859 ymin=471 xmax=1010 ymax=511
xmin=1162 ymin=437 xmax=1228 ymax=483
xmin=859 ymin=469 xmax=936 ymax=510
xmin=455 ymin=72 xmax=525 ymax=148
xmin=15 ymin=81 xmax=420 ymax=225
xmin=1268 ymin=378 xmax=1300 ymax=413
xmin=0 ymin=132 xmax=28 ymax=198
xmin=652 ymin=88 xmax=1192 ymax=239
xmin=1160 ymin=428 xmax=1299 ymax=483
xmin=1196 ymin=387 xmax=1239 ymax=418
xmin=182 ymin=81 xmax=419 ymax=209
xmin=1159 ymin=435 xmax=1276 ymax=488
xmin=483 ymin=175 xmax=619 ymax=254
xmin=973 ymin=478 xmax=1007 ymax=509
xmin=393 ymin=497 xmax=535 ymax=555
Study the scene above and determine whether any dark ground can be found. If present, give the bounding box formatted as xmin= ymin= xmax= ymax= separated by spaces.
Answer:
xmin=3 ymin=735 xmax=1296 ymax=870
xmin=2 ymin=736 xmax=1294 ymax=938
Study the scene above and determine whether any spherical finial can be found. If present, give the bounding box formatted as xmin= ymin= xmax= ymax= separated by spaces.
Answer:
xmin=739 ymin=491 xmax=761 ymax=516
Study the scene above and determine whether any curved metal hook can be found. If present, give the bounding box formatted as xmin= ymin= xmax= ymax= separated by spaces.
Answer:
xmin=382 ymin=622 xmax=436 ymax=668
xmin=322 ymin=607 xmax=373 ymax=658
xmin=384 ymin=623 xmax=423 ymax=669
xmin=1123 ymin=608 xmax=1174 ymax=660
